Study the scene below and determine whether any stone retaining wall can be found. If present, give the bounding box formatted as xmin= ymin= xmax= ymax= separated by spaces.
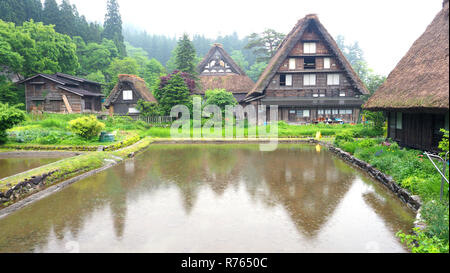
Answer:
xmin=324 ymin=143 xmax=421 ymax=211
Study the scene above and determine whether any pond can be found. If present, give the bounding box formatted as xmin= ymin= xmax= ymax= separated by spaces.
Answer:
xmin=0 ymin=154 xmax=69 ymax=180
xmin=0 ymin=144 xmax=415 ymax=253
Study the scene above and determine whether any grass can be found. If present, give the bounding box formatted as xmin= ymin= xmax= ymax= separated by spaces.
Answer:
xmin=0 ymin=137 xmax=154 ymax=197
xmin=334 ymin=136 xmax=449 ymax=253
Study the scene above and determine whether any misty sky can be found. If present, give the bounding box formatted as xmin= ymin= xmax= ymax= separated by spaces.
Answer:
xmin=58 ymin=0 xmax=443 ymax=76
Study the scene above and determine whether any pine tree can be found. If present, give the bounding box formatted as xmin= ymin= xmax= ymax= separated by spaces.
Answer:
xmin=58 ymin=0 xmax=76 ymax=36
xmin=174 ymin=33 xmax=197 ymax=75
xmin=42 ymin=0 xmax=60 ymax=27
xmin=103 ymin=0 xmax=126 ymax=57
xmin=0 ymin=0 xmax=26 ymax=25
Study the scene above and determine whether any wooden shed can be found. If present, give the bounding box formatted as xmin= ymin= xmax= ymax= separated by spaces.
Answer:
xmin=364 ymin=0 xmax=449 ymax=151
xmin=104 ymin=74 xmax=157 ymax=116
xmin=195 ymin=44 xmax=255 ymax=104
xmin=19 ymin=73 xmax=103 ymax=113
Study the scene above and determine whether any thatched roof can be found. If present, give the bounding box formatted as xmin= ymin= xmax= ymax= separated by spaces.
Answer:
xmin=365 ymin=1 xmax=449 ymax=111
xmin=104 ymin=74 xmax=156 ymax=107
xmin=246 ymin=14 xmax=369 ymax=98
xmin=195 ymin=74 xmax=255 ymax=95
xmin=195 ymin=44 xmax=255 ymax=99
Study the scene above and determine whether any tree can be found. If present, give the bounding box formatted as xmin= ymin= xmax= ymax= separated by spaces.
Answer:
xmin=0 ymin=76 xmax=25 ymax=107
xmin=247 ymin=62 xmax=267 ymax=82
xmin=231 ymin=50 xmax=249 ymax=71
xmin=155 ymin=71 xmax=192 ymax=115
xmin=137 ymin=100 xmax=161 ymax=117
xmin=204 ymin=89 xmax=237 ymax=116
xmin=103 ymin=0 xmax=126 ymax=57
xmin=43 ymin=0 xmax=60 ymax=27
xmin=104 ymin=57 xmax=139 ymax=95
xmin=0 ymin=102 xmax=26 ymax=144
xmin=245 ymin=29 xmax=285 ymax=63
xmin=174 ymin=33 xmax=197 ymax=75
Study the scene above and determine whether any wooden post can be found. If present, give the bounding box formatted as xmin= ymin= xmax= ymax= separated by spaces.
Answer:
xmin=62 ymin=95 xmax=73 ymax=113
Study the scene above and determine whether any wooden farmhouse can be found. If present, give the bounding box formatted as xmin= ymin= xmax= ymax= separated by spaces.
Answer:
xmin=104 ymin=74 xmax=157 ymax=116
xmin=195 ymin=44 xmax=255 ymax=104
xmin=20 ymin=73 xmax=103 ymax=113
xmin=364 ymin=0 xmax=449 ymax=151
xmin=244 ymin=14 xmax=369 ymax=124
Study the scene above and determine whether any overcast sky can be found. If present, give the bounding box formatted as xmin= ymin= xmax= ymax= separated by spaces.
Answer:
xmin=59 ymin=0 xmax=443 ymax=76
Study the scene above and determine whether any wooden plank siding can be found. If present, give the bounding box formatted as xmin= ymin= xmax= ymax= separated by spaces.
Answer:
xmin=387 ymin=111 xmax=448 ymax=151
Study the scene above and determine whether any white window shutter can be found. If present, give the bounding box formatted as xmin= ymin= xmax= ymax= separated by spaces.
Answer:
xmin=324 ymin=58 xmax=330 ymax=69
xmin=286 ymin=74 xmax=292 ymax=86
xmin=289 ymin=58 xmax=296 ymax=70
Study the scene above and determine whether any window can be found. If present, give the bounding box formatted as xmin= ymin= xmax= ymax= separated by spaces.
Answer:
xmin=396 ymin=112 xmax=403 ymax=129
xmin=280 ymin=75 xmax=286 ymax=86
xmin=128 ymin=107 xmax=140 ymax=114
xmin=340 ymin=91 xmax=346 ymax=97
xmin=304 ymin=57 xmax=316 ymax=69
xmin=339 ymin=109 xmax=346 ymax=115
xmin=325 ymin=109 xmax=331 ymax=115
xmin=303 ymin=42 xmax=316 ymax=54
xmin=332 ymin=109 xmax=339 ymax=115
xmin=296 ymin=110 xmax=310 ymax=117
xmin=285 ymin=74 xmax=292 ymax=86
xmin=313 ymin=92 xmax=319 ymax=98
xmin=318 ymin=109 xmax=324 ymax=115
xmin=123 ymin=90 xmax=133 ymax=100
xmin=289 ymin=58 xmax=296 ymax=70
xmin=324 ymin=58 xmax=331 ymax=69
xmin=327 ymin=74 xmax=340 ymax=85
xmin=303 ymin=74 xmax=316 ymax=86
xmin=346 ymin=109 xmax=353 ymax=115
xmin=320 ymin=93 xmax=326 ymax=97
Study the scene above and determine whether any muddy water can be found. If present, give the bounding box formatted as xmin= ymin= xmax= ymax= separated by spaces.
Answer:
xmin=0 ymin=144 xmax=415 ymax=253
xmin=0 ymin=157 xmax=65 ymax=180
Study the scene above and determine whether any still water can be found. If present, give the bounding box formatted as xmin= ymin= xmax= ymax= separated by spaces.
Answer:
xmin=0 ymin=156 xmax=65 ymax=180
xmin=0 ymin=144 xmax=415 ymax=253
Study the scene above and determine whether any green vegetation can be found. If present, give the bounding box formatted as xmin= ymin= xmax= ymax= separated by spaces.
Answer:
xmin=4 ymin=113 xmax=147 ymax=147
xmin=0 ymin=102 xmax=26 ymax=144
xmin=204 ymin=89 xmax=238 ymax=114
xmin=68 ymin=115 xmax=105 ymax=139
xmin=334 ymin=136 xmax=449 ymax=253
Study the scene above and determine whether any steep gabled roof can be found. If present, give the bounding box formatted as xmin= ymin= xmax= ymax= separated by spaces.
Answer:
xmin=104 ymin=74 xmax=157 ymax=107
xmin=364 ymin=0 xmax=449 ymax=111
xmin=246 ymin=14 xmax=369 ymax=98
xmin=197 ymin=43 xmax=246 ymax=75
xmin=195 ymin=44 xmax=255 ymax=97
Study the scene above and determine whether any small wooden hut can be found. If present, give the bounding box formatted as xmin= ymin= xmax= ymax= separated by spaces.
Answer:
xmin=195 ymin=44 xmax=255 ymax=104
xmin=19 ymin=73 xmax=103 ymax=113
xmin=104 ymin=74 xmax=157 ymax=116
xmin=364 ymin=0 xmax=449 ymax=151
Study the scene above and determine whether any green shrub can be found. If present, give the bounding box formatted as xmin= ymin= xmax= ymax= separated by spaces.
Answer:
xmin=334 ymin=131 xmax=354 ymax=145
xmin=68 ymin=115 xmax=105 ymax=140
xmin=439 ymin=129 xmax=449 ymax=157
xmin=397 ymin=228 xmax=449 ymax=253
xmin=341 ymin=141 xmax=358 ymax=154
xmin=421 ymin=201 xmax=449 ymax=243
xmin=0 ymin=102 xmax=26 ymax=144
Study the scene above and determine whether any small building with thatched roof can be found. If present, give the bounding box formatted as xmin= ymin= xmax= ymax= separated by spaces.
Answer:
xmin=195 ymin=44 xmax=255 ymax=103
xmin=364 ymin=0 xmax=449 ymax=151
xmin=104 ymin=74 xmax=157 ymax=116
xmin=243 ymin=14 xmax=369 ymax=124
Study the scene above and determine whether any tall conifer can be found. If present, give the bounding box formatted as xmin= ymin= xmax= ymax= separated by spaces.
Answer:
xmin=103 ymin=0 xmax=126 ymax=57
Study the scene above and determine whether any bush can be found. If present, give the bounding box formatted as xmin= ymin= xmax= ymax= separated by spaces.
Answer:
xmin=0 ymin=102 xmax=26 ymax=144
xmin=68 ymin=115 xmax=105 ymax=140
xmin=334 ymin=131 xmax=354 ymax=145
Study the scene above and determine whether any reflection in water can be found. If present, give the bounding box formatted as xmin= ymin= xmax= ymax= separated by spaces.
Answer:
xmin=0 ymin=157 xmax=64 ymax=180
xmin=0 ymin=144 xmax=415 ymax=253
